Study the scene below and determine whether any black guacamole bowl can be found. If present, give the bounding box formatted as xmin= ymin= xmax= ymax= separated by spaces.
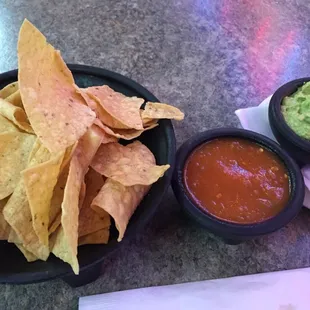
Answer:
xmin=269 ymin=77 xmax=310 ymax=165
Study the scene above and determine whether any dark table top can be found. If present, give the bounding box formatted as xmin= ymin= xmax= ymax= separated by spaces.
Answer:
xmin=1 ymin=0 xmax=310 ymax=309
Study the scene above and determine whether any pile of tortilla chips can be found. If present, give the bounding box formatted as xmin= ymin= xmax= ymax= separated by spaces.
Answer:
xmin=0 ymin=19 xmax=184 ymax=274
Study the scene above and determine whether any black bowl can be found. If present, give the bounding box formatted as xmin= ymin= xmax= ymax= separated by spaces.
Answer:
xmin=0 ymin=64 xmax=176 ymax=286
xmin=269 ymin=77 xmax=310 ymax=165
xmin=172 ymin=128 xmax=304 ymax=243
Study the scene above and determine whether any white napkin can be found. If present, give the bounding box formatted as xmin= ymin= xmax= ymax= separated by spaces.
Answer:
xmin=79 ymin=268 xmax=310 ymax=310
xmin=235 ymin=96 xmax=310 ymax=209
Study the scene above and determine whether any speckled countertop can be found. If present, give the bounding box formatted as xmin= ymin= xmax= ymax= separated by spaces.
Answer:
xmin=1 ymin=0 xmax=310 ymax=309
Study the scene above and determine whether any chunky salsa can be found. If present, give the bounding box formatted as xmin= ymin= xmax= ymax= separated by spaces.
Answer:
xmin=184 ymin=138 xmax=290 ymax=224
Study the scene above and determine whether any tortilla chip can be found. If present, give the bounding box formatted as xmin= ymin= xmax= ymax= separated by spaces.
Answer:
xmin=0 ymin=98 xmax=33 ymax=133
xmin=51 ymin=156 xmax=82 ymax=274
xmin=85 ymin=86 xmax=144 ymax=130
xmin=22 ymin=151 xmax=65 ymax=247
xmin=79 ymin=181 xmax=86 ymax=209
xmin=52 ymin=127 xmax=103 ymax=274
xmin=0 ymin=82 xmax=18 ymax=99
xmin=0 ymin=114 xmax=19 ymax=133
xmin=92 ymin=179 xmax=149 ymax=241
xmin=48 ymin=145 xmax=76 ymax=236
xmin=0 ymin=197 xmax=10 ymax=240
xmin=78 ymin=228 xmax=110 ymax=246
xmin=79 ymin=168 xmax=110 ymax=237
xmin=91 ymin=122 xmax=118 ymax=143
xmin=48 ymin=213 xmax=61 ymax=236
xmin=94 ymin=118 xmax=158 ymax=140
xmin=6 ymin=90 xmax=23 ymax=108
xmin=18 ymin=19 xmax=95 ymax=153
xmin=77 ymin=89 xmax=124 ymax=130
xmin=141 ymin=102 xmax=184 ymax=121
xmin=91 ymin=141 xmax=170 ymax=186
xmin=0 ymin=131 xmax=36 ymax=199
xmin=3 ymin=180 xmax=50 ymax=260
xmin=48 ymin=167 xmax=69 ymax=235
xmin=3 ymin=142 xmax=51 ymax=260
xmin=15 ymin=243 xmax=38 ymax=262
xmin=8 ymin=228 xmax=21 ymax=244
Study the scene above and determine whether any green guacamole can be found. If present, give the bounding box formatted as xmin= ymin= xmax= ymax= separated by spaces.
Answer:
xmin=282 ymin=81 xmax=310 ymax=139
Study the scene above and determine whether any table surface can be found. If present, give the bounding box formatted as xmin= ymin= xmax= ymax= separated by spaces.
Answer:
xmin=1 ymin=0 xmax=310 ymax=309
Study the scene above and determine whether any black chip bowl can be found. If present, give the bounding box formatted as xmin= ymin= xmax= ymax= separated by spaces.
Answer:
xmin=172 ymin=128 xmax=304 ymax=244
xmin=0 ymin=65 xmax=176 ymax=286
xmin=269 ymin=77 xmax=310 ymax=165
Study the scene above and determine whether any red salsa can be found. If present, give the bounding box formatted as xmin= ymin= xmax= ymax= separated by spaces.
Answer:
xmin=184 ymin=138 xmax=290 ymax=224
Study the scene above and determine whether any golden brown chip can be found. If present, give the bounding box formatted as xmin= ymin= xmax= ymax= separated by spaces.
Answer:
xmin=78 ymin=228 xmax=110 ymax=246
xmin=6 ymin=90 xmax=23 ymax=108
xmin=47 ymin=145 xmax=76 ymax=236
xmin=22 ymin=151 xmax=65 ymax=247
xmin=48 ymin=167 xmax=69 ymax=235
xmin=92 ymin=179 xmax=149 ymax=241
xmin=27 ymin=138 xmax=41 ymax=163
xmin=77 ymin=90 xmax=124 ymax=129
xmin=3 ymin=180 xmax=50 ymax=260
xmin=3 ymin=141 xmax=51 ymax=260
xmin=18 ymin=19 xmax=95 ymax=153
xmin=0 ymin=114 xmax=19 ymax=133
xmin=0 ymin=131 xmax=36 ymax=199
xmin=78 ymin=168 xmax=110 ymax=237
xmin=91 ymin=122 xmax=118 ymax=143
xmin=0 ymin=82 xmax=18 ymax=99
xmin=51 ymin=157 xmax=82 ymax=274
xmin=15 ymin=243 xmax=38 ymax=262
xmin=0 ymin=98 xmax=33 ymax=133
xmin=91 ymin=141 xmax=170 ymax=186
xmin=8 ymin=228 xmax=20 ymax=244
xmin=52 ymin=126 xmax=103 ymax=274
xmin=48 ymin=213 xmax=61 ymax=236
xmin=141 ymin=102 xmax=184 ymax=121
xmin=94 ymin=118 xmax=158 ymax=140
xmin=85 ymin=86 xmax=144 ymax=130
xmin=0 ymin=197 xmax=10 ymax=240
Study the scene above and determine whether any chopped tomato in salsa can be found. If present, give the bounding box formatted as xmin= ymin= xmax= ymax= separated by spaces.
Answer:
xmin=184 ymin=138 xmax=290 ymax=224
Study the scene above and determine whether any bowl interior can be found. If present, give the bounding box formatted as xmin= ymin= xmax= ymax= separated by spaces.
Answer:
xmin=0 ymin=65 xmax=176 ymax=283
xmin=173 ymin=128 xmax=304 ymax=237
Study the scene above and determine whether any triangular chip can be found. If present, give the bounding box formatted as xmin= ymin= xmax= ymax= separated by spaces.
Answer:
xmin=48 ymin=167 xmax=69 ymax=235
xmin=15 ymin=244 xmax=38 ymax=262
xmin=0 ymin=82 xmax=18 ymax=99
xmin=0 ymin=197 xmax=10 ymax=240
xmin=141 ymin=102 xmax=184 ymax=121
xmin=78 ymin=228 xmax=110 ymax=246
xmin=22 ymin=151 xmax=65 ymax=247
xmin=91 ymin=141 xmax=170 ymax=186
xmin=18 ymin=19 xmax=95 ymax=153
xmin=94 ymin=118 xmax=158 ymax=140
xmin=6 ymin=90 xmax=23 ymax=108
xmin=92 ymin=179 xmax=149 ymax=241
xmin=0 ymin=99 xmax=33 ymax=133
xmin=8 ymin=228 xmax=20 ymax=244
xmin=0 ymin=114 xmax=19 ymax=133
xmin=0 ymin=131 xmax=36 ymax=199
xmin=85 ymin=86 xmax=144 ymax=130
xmin=3 ymin=142 xmax=51 ymax=260
xmin=3 ymin=180 xmax=50 ymax=260
xmin=52 ymin=126 xmax=103 ymax=274
xmin=78 ymin=168 xmax=110 ymax=237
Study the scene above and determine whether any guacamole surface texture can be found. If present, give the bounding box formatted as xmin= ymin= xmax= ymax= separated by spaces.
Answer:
xmin=282 ymin=81 xmax=310 ymax=140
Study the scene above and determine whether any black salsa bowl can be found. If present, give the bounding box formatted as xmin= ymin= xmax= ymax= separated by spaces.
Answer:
xmin=172 ymin=128 xmax=304 ymax=244
xmin=0 ymin=64 xmax=176 ymax=286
